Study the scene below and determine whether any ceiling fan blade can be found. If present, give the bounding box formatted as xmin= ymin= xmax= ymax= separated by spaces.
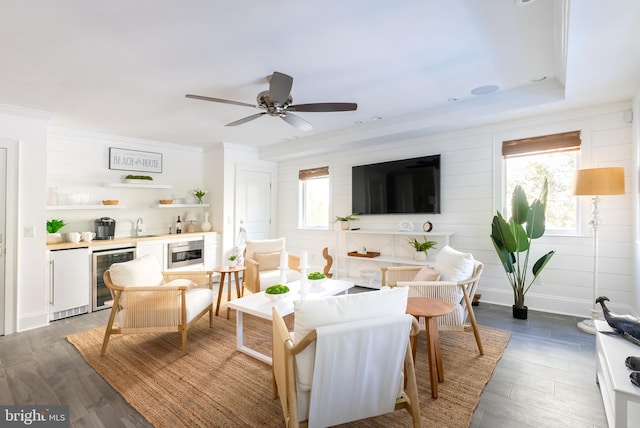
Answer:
xmin=186 ymin=94 xmax=258 ymax=108
xmin=288 ymin=102 xmax=358 ymax=112
xmin=226 ymin=112 xmax=266 ymax=127
xmin=269 ymin=72 xmax=293 ymax=106
xmin=281 ymin=113 xmax=314 ymax=132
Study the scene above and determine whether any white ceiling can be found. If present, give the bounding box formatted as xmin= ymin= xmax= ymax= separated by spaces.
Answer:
xmin=1 ymin=1 xmax=639 ymax=160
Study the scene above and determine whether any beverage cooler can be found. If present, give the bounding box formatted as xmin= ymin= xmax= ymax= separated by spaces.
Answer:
xmin=92 ymin=245 xmax=136 ymax=311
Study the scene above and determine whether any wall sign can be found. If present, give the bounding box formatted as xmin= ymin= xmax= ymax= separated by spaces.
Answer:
xmin=109 ymin=147 xmax=163 ymax=173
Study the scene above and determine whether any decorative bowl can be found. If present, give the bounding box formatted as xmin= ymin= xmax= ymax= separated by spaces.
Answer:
xmin=308 ymin=278 xmax=326 ymax=286
xmin=102 ymin=200 xmax=119 ymax=205
xmin=159 ymin=199 xmax=173 ymax=204
xmin=265 ymin=290 xmax=290 ymax=301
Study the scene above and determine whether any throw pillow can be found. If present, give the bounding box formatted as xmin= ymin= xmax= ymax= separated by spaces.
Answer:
xmin=109 ymin=255 xmax=164 ymax=287
xmin=413 ymin=266 xmax=441 ymax=281
xmin=434 ymin=245 xmax=475 ymax=282
xmin=254 ymin=251 xmax=282 ymax=270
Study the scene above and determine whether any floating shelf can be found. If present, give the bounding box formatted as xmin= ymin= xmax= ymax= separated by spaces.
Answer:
xmin=156 ymin=204 xmax=210 ymax=208
xmin=105 ymin=183 xmax=172 ymax=189
xmin=47 ymin=205 xmax=127 ymax=210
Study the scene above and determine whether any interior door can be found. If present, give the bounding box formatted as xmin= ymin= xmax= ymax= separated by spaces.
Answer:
xmin=0 ymin=148 xmax=6 ymax=334
xmin=235 ymin=168 xmax=272 ymax=241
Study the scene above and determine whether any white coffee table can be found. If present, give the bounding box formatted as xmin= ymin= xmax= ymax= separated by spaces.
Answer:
xmin=226 ymin=278 xmax=353 ymax=364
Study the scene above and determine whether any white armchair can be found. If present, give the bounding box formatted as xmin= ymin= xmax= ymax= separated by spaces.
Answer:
xmin=381 ymin=245 xmax=484 ymax=355
xmin=101 ymin=255 xmax=215 ymax=356
xmin=272 ymin=287 xmax=421 ymax=427
xmin=243 ymin=238 xmax=301 ymax=294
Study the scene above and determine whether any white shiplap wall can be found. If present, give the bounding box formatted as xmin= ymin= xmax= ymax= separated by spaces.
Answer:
xmin=276 ymin=101 xmax=634 ymax=317
xmin=47 ymin=128 xmax=207 ymax=238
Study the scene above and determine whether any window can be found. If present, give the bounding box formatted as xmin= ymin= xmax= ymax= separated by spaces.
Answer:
xmin=502 ymin=131 xmax=581 ymax=234
xmin=299 ymin=166 xmax=330 ymax=230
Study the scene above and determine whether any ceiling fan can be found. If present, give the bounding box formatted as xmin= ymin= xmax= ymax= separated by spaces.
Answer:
xmin=185 ymin=71 xmax=357 ymax=131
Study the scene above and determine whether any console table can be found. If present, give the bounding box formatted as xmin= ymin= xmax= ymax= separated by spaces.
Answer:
xmin=595 ymin=320 xmax=640 ymax=427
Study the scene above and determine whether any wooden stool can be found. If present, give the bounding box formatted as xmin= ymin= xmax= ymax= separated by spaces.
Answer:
xmin=406 ymin=296 xmax=454 ymax=398
xmin=213 ymin=265 xmax=246 ymax=319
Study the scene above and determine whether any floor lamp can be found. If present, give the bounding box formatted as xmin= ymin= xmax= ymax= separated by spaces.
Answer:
xmin=572 ymin=167 xmax=625 ymax=334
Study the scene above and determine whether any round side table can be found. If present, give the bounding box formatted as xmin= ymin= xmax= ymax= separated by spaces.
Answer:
xmin=213 ymin=265 xmax=246 ymax=319
xmin=406 ymin=296 xmax=454 ymax=398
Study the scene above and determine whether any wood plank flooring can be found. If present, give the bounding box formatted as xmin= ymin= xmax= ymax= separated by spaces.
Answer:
xmin=0 ymin=290 xmax=607 ymax=427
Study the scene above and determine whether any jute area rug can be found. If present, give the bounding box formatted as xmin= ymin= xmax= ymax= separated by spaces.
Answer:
xmin=68 ymin=306 xmax=510 ymax=428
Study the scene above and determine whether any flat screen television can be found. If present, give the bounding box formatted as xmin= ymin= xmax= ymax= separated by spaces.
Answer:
xmin=352 ymin=154 xmax=441 ymax=215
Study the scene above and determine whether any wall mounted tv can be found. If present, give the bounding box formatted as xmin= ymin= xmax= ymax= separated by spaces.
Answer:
xmin=352 ymin=154 xmax=441 ymax=215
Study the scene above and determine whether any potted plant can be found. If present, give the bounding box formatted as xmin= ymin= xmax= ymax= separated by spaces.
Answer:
xmin=334 ymin=214 xmax=358 ymax=230
xmin=46 ymin=219 xmax=66 ymax=244
xmin=228 ymin=255 xmax=237 ymax=267
xmin=407 ymin=236 xmax=437 ymax=261
xmin=490 ymin=179 xmax=555 ymax=319
xmin=193 ymin=188 xmax=207 ymax=204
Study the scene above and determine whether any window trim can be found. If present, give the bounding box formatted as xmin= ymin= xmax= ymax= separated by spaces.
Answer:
xmin=492 ymin=121 xmax=592 ymax=237
xmin=298 ymin=166 xmax=330 ymax=231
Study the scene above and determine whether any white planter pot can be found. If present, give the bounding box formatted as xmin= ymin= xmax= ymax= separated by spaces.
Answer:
xmin=47 ymin=233 xmax=63 ymax=244
xmin=413 ymin=251 xmax=427 ymax=262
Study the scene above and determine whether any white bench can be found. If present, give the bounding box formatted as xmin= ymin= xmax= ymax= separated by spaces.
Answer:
xmin=595 ymin=320 xmax=640 ymax=427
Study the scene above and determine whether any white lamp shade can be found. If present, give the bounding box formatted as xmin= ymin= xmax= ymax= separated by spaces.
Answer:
xmin=572 ymin=167 xmax=625 ymax=196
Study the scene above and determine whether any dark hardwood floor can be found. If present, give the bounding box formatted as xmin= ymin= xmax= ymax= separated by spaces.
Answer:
xmin=0 ymin=288 xmax=606 ymax=427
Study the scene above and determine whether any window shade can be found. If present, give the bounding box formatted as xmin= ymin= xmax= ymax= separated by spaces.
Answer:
xmin=299 ymin=166 xmax=329 ymax=180
xmin=502 ymin=131 xmax=581 ymax=158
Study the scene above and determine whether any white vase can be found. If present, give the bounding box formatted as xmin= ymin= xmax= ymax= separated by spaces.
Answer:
xmin=413 ymin=251 xmax=427 ymax=262
xmin=201 ymin=212 xmax=212 ymax=232
xmin=341 ymin=221 xmax=349 ymax=230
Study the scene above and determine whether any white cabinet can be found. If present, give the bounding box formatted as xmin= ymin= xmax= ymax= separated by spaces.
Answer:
xmin=204 ymin=234 xmax=219 ymax=270
xmin=595 ymin=320 xmax=640 ymax=427
xmin=336 ymin=230 xmax=453 ymax=288
xmin=48 ymin=248 xmax=91 ymax=321
xmin=136 ymin=240 xmax=165 ymax=269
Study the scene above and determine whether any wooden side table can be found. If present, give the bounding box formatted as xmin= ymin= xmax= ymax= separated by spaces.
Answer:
xmin=406 ymin=296 xmax=454 ymax=398
xmin=213 ymin=265 xmax=246 ymax=319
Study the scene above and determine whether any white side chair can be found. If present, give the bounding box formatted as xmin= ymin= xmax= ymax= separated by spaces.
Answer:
xmin=272 ymin=287 xmax=421 ymax=428
xmin=242 ymin=238 xmax=301 ymax=294
xmin=101 ymin=255 xmax=215 ymax=356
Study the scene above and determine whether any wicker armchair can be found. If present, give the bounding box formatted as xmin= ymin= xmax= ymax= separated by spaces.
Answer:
xmin=272 ymin=287 xmax=421 ymax=427
xmin=242 ymin=238 xmax=301 ymax=294
xmin=100 ymin=255 xmax=215 ymax=356
xmin=381 ymin=246 xmax=484 ymax=355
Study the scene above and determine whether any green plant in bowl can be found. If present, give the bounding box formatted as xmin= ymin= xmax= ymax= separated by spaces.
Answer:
xmin=307 ymin=272 xmax=326 ymax=280
xmin=265 ymin=284 xmax=290 ymax=300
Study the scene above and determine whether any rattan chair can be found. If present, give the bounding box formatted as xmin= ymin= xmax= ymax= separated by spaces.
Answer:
xmin=381 ymin=259 xmax=484 ymax=356
xmin=242 ymin=238 xmax=301 ymax=294
xmin=100 ymin=255 xmax=215 ymax=356
xmin=272 ymin=288 xmax=421 ymax=428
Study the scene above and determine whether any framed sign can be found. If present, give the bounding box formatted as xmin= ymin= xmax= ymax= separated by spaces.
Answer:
xmin=109 ymin=147 xmax=163 ymax=173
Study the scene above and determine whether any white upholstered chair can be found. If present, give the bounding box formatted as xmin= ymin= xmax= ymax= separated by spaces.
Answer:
xmin=243 ymin=238 xmax=301 ymax=294
xmin=381 ymin=245 xmax=484 ymax=355
xmin=101 ymin=255 xmax=215 ymax=356
xmin=272 ymin=287 xmax=421 ymax=428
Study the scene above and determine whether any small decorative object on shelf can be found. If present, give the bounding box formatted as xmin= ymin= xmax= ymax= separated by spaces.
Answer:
xmin=423 ymin=221 xmax=433 ymax=232
xmin=407 ymin=236 xmax=437 ymax=261
xmin=176 ymin=216 xmax=182 ymax=234
xmin=334 ymin=213 xmax=358 ymax=230
xmin=46 ymin=218 xmax=66 ymax=244
xmin=102 ymin=200 xmax=119 ymax=205
xmin=201 ymin=212 xmax=212 ymax=232
xmin=193 ymin=188 xmax=207 ymax=204
xmin=125 ymin=174 xmax=153 ymax=184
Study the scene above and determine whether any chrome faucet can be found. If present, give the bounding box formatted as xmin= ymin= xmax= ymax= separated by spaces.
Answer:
xmin=135 ymin=217 xmax=143 ymax=237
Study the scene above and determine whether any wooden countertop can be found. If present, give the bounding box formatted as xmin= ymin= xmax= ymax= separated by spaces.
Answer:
xmin=46 ymin=231 xmax=218 ymax=250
